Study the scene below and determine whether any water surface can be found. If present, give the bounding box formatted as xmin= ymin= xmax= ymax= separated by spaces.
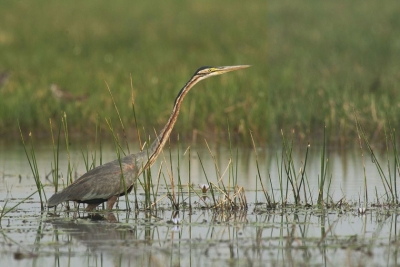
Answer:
xmin=0 ymin=143 xmax=398 ymax=267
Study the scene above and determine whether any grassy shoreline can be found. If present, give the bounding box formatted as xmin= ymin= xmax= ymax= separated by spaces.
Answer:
xmin=0 ymin=0 xmax=399 ymax=145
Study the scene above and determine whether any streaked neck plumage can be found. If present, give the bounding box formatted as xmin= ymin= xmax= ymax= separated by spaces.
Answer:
xmin=137 ymin=73 xmax=204 ymax=174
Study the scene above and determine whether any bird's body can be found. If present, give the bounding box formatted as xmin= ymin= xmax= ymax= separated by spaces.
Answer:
xmin=47 ymin=65 xmax=250 ymax=211
xmin=47 ymin=154 xmax=139 ymax=210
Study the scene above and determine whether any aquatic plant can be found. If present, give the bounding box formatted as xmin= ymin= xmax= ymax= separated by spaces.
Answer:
xmin=356 ymin=114 xmax=399 ymax=204
xmin=317 ymin=127 xmax=331 ymax=206
xmin=0 ymin=191 xmax=37 ymax=221
xmin=19 ymin=124 xmax=46 ymax=211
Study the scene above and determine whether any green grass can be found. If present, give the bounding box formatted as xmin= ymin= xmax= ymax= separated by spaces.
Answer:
xmin=0 ymin=0 xmax=399 ymax=145
xmin=0 ymin=0 xmax=265 ymax=142
xmin=268 ymin=1 xmax=400 ymax=144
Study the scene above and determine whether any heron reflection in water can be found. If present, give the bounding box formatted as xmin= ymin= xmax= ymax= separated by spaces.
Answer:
xmin=48 ymin=65 xmax=250 ymax=211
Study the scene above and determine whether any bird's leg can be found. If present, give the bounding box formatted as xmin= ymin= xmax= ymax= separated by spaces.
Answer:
xmin=107 ymin=195 xmax=118 ymax=210
xmin=85 ymin=203 xmax=100 ymax=211
xmin=106 ymin=213 xmax=117 ymax=222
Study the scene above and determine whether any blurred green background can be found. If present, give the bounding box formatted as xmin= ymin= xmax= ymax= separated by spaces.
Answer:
xmin=0 ymin=0 xmax=399 ymax=146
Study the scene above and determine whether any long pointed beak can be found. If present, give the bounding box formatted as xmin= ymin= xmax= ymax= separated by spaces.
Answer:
xmin=216 ymin=65 xmax=251 ymax=74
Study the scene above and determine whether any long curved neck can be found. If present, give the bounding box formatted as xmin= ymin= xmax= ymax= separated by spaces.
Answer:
xmin=138 ymin=74 xmax=203 ymax=173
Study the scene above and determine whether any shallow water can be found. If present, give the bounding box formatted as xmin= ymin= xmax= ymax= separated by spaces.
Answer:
xmin=0 ymin=144 xmax=399 ymax=266
xmin=0 ymin=143 xmax=391 ymax=199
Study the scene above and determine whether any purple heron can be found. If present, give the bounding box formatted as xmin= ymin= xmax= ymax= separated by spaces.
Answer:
xmin=47 ymin=65 xmax=250 ymax=211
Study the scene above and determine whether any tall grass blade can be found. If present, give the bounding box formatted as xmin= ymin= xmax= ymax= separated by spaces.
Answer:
xmin=281 ymin=130 xmax=299 ymax=204
xmin=317 ymin=126 xmax=327 ymax=206
xmin=250 ymin=131 xmax=273 ymax=207
xmin=19 ymin=124 xmax=45 ymax=211
xmin=49 ymin=119 xmax=61 ymax=194
xmin=105 ymin=81 xmax=130 ymax=154
xmin=186 ymin=147 xmax=192 ymax=210
xmin=106 ymin=118 xmax=130 ymax=211
xmin=0 ymin=190 xmax=38 ymax=220
xmin=388 ymin=123 xmax=399 ymax=204
xmin=356 ymin=114 xmax=394 ymax=203
xmin=62 ymin=112 xmax=73 ymax=186
xmin=197 ymin=152 xmax=216 ymax=207
xmin=355 ymin=112 xmax=369 ymax=204
xmin=130 ymin=74 xmax=143 ymax=150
